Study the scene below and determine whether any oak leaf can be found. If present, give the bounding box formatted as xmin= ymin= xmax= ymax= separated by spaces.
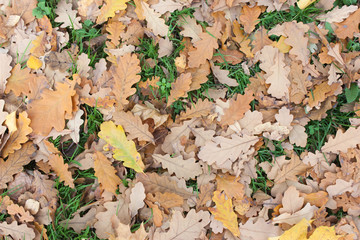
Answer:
xmin=239 ymin=217 xmax=282 ymax=240
xmin=136 ymin=172 xmax=194 ymax=200
xmin=27 ymin=80 xmax=76 ymax=136
xmin=239 ymin=5 xmax=261 ymax=34
xmin=0 ymin=143 xmax=35 ymax=189
xmin=106 ymin=20 xmax=125 ymax=46
xmin=5 ymin=64 xmax=34 ymax=96
xmin=131 ymin=102 xmax=168 ymax=129
xmin=0 ymin=53 xmax=12 ymax=94
xmin=1 ymin=112 xmax=32 ymax=158
xmin=210 ymin=61 xmax=238 ymax=87
xmin=155 ymin=209 xmax=210 ymax=240
xmin=321 ymin=127 xmax=360 ymax=154
xmin=167 ymin=72 xmax=192 ymax=107
xmin=289 ymin=61 xmax=311 ymax=104
xmin=55 ymin=0 xmax=81 ymax=29
xmin=270 ymin=218 xmax=309 ymax=239
xmin=61 ymin=208 xmax=97 ymax=234
xmin=113 ymin=111 xmax=154 ymax=143
xmin=0 ymin=221 xmax=35 ymax=240
xmin=7 ymin=204 xmax=34 ymax=223
xmin=316 ymin=5 xmax=358 ymax=23
xmin=335 ymin=8 xmax=360 ymax=39
xmin=307 ymin=82 xmax=340 ymax=108
xmin=98 ymin=121 xmax=144 ymax=172
xmin=153 ymin=154 xmax=202 ymax=180
xmin=96 ymin=0 xmax=129 ymax=24
xmin=179 ymin=15 xmax=202 ymax=43
xmin=209 ymin=191 xmax=240 ymax=237
xmin=110 ymin=53 xmax=141 ymax=108
xmin=66 ymin=109 xmax=84 ymax=144
xmin=110 ymin=221 xmax=147 ymax=240
xmin=188 ymin=21 xmax=222 ymax=68
xmin=179 ymin=99 xmax=215 ymax=120
xmin=274 ymin=154 xmax=310 ymax=184
xmin=221 ymin=91 xmax=254 ymax=125
xmin=48 ymin=154 xmax=74 ymax=188
xmin=216 ymin=174 xmax=245 ymax=199
xmin=141 ymin=1 xmax=168 ymax=37
xmin=146 ymin=192 xmax=184 ymax=212
xmin=151 ymin=0 xmax=183 ymax=14
xmin=93 ymin=151 xmax=121 ymax=195
xmin=129 ymin=182 xmax=146 ymax=217
xmin=187 ymin=61 xmax=211 ymax=91
xmin=272 ymin=203 xmax=318 ymax=225
xmin=198 ymin=134 xmax=259 ymax=166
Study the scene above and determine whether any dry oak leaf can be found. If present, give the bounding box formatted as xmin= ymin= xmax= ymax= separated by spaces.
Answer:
xmin=307 ymin=82 xmax=340 ymax=108
xmin=151 ymin=0 xmax=184 ymax=14
xmin=187 ymin=61 xmax=211 ymax=91
xmin=146 ymin=192 xmax=184 ymax=212
xmin=179 ymin=15 xmax=202 ymax=43
xmin=136 ymin=172 xmax=194 ymax=200
xmin=272 ymin=203 xmax=318 ymax=225
xmin=33 ymin=170 xmax=58 ymax=201
xmin=239 ymin=217 xmax=282 ymax=240
xmin=221 ymin=91 xmax=254 ymax=126
xmin=113 ymin=110 xmax=154 ymax=143
xmin=129 ymin=182 xmax=146 ymax=217
xmin=300 ymin=191 xmax=329 ymax=208
xmin=110 ymin=53 xmax=141 ymax=107
xmin=216 ymin=174 xmax=245 ymax=199
xmin=270 ymin=218 xmax=309 ymax=239
xmin=239 ymin=5 xmax=262 ymax=34
xmin=6 ymin=0 xmax=37 ymax=25
xmin=106 ymin=20 xmax=125 ymax=46
xmin=93 ymin=151 xmax=121 ymax=195
xmin=179 ymin=99 xmax=215 ymax=120
xmin=110 ymin=221 xmax=147 ymax=240
xmin=0 ymin=52 xmax=12 ymax=94
xmin=274 ymin=154 xmax=310 ymax=184
xmin=27 ymin=80 xmax=76 ymax=136
xmin=198 ymin=134 xmax=259 ymax=166
xmin=1 ymin=112 xmax=32 ymax=158
xmin=131 ymin=102 xmax=168 ymax=129
xmin=7 ymin=204 xmax=34 ymax=223
xmin=335 ymin=8 xmax=360 ymax=39
xmin=316 ymin=5 xmax=358 ymax=23
xmin=48 ymin=154 xmax=74 ymax=188
xmin=289 ymin=61 xmax=311 ymax=104
xmin=96 ymin=0 xmax=129 ymax=24
xmin=0 ymin=221 xmax=35 ymax=240
xmin=0 ymin=143 xmax=35 ymax=189
xmin=5 ymin=64 xmax=34 ymax=96
xmin=280 ymin=186 xmax=304 ymax=214
xmin=141 ymin=1 xmax=168 ymax=37
xmin=284 ymin=22 xmax=310 ymax=66
xmin=66 ymin=109 xmax=84 ymax=144
xmin=210 ymin=61 xmax=238 ymax=87
xmin=98 ymin=121 xmax=144 ymax=172
xmin=209 ymin=191 xmax=240 ymax=237
xmin=289 ymin=125 xmax=308 ymax=148
xmin=196 ymin=183 xmax=214 ymax=210
xmin=55 ymin=0 xmax=81 ymax=29
xmin=153 ymin=154 xmax=202 ymax=180
xmin=155 ymin=209 xmax=210 ymax=240
xmin=167 ymin=72 xmax=192 ymax=107
xmin=322 ymin=127 xmax=360 ymax=154
xmin=61 ymin=208 xmax=97 ymax=234
xmin=188 ymin=21 xmax=222 ymax=68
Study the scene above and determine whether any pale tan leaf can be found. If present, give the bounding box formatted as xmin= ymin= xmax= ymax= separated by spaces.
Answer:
xmin=280 ymin=186 xmax=304 ymax=214
xmin=146 ymin=192 xmax=184 ymax=211
xmin=179 ymin=15 xmax=202 ymax=43
xmin=113 ymin=111 xmax=154 ymax=143
xmin=274 ymin=154 xmax=310 ymax=184
xmin=66 ymin=109 xmax=84 ymax=144
xmin=289 ymin=125 xmax=307 ymax=147
xmin=179 ymin=99 xmax=215 ymax=120
xmin=321 ymin=127 xmax=360 ymax=154
xmin=210 ymin=61 xmax=238 ymax=87
xmin=239 ymin=217 xmax=282 ymax=240
xmin=153 ymin=154 xmax=202 ymax=180
xmin=142 ymin=1 xmax=168 ymax=37
xmin=151 ymin=0 xmax=183 ymax=14
xmin=7 ymin=204 xmax=34 ymax=223
xmin=129 ymin=182 xmax=146 ymax=217
xmin=0 ymin=53 xmax=12 ymax=94
xmin=61 ymin=208 xmax=97 ymax=234
xmin=0 ymin=221 xmax=35 ymax=240
xmin=55 ymin=0 xmax=81 ymax=29
xmin=316 ymin=5 xmax=358 ymax=23
xmin=272 ymin=203 xmax=318 ymax=225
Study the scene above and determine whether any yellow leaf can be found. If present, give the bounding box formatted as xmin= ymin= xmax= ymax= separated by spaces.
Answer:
xmin=273 ymin=218 xmax=310 ymax=240
xmin=209 ymin=191 xmax=240 ymax=237
xmin=308 ymin=226 xmax=342 ymax=240
xmin=27 ymin=56 xmax=42 ymax=70
xmin=272 ymin=36 xmax=291 ymax=53
xmin=5 ymin=111 xmax=17 ymax=134
xmin=96 ymin=0 xmax=129 ymax=24
xmin=93 ymin=151 xmax=121 ymax=195
xmin=297 ymin=0 xmax=317 ymax=9
xmin=98 ymin=121 xmax=144 ymax=172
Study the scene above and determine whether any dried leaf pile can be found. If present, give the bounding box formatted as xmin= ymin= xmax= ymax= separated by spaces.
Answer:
xmin=0 ymin=0 xmax=359 ymax=239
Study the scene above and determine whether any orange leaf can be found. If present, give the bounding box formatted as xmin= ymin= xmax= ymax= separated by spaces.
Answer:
xmin=209 ymin=191 xmax=240 ymax=237
xmin=167 ymin=73 xmax=192 ymax=107
xmin=93 ymin=151 xmax=121 ymax=195
xmin=216 ymin=174 xmax=245 ymax=199
xmin=5 ymin=64 xmax=34 ymax=96
xmin=27 ymin=80 xmax=76 ymax=136
xmin=110 ymin=53 xmax=141 ymax=108
xmin=7 ymin=204 xmax=34 ymax=223
xmin=48 ymin=154 xmax=74 ymax=188
xmin=1 ymin=112 xmax=32 ymax=158
xmin=221 ymin=91 xmax=254 ymax=126
xmin=335 ymin=8 xmax=360 ymax=39
xmin=239 ymin=5 xmax=261 ymax=34
xmin=106 ymin=20 xmax=125 ymax=46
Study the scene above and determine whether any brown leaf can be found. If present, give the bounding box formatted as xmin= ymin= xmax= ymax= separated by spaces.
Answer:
xmin=106 ymin=20 xmax=125 ymax=46
xmin=93 ymin=151 xmax=121 ymax=195
xmin=61 ymin=208 xmax=97 ymax=234
xmin=274 ymin=154 xmax=310 ymax=184
xmin=110 ymin=53 xmax=141 ymax=107
xmin=221 ymin=91 xmax=254 ymax=126
xmin=167 ymin=72 xmax=192 ymax=107
xmin=0 ymin=221 xmax=35 ymax=240
xmin=216 ymin=174 xmax=245 ymax=199
xmin=239 ymin=5 xmax=262 ymax=34
xmin=48 ymin=154 xmax=74 ymax=188
xmin=335 ymin=8 xmax=360 ymax=39
xmin=27 ymin=80 xmax=76 ymax=136
xmin=7 ymin=204 xmax=34 ymax=223
xmin=179 ymin=99 xmax=215 ymax=120
xmin=0 ymin=142 xmax=35 ymax=189
xmin=5 ymin=64 xmax=34 ymax=96
xmin=113 ymin=111 xmax=154 ymax=143
xmin=146 ymin=192 xmax=184 ymax=212
xmin=1 ymin=112 xmax=32 ymax=158
xmin=141 ymin=1 xmax=168 ymax=37
xmin=322 ymin=127 xmax=360 ymax=154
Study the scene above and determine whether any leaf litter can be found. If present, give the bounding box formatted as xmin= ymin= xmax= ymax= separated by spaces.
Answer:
xmin=0 ymin=0 xmax=359 ymax=239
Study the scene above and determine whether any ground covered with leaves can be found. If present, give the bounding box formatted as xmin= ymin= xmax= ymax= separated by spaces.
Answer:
xmin=0 ymin=0 xmax=360 ymax=239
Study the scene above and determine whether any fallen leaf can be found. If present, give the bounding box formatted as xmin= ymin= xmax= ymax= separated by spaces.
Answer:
xmin=48 ymin=154 xmax=74 ymax=188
